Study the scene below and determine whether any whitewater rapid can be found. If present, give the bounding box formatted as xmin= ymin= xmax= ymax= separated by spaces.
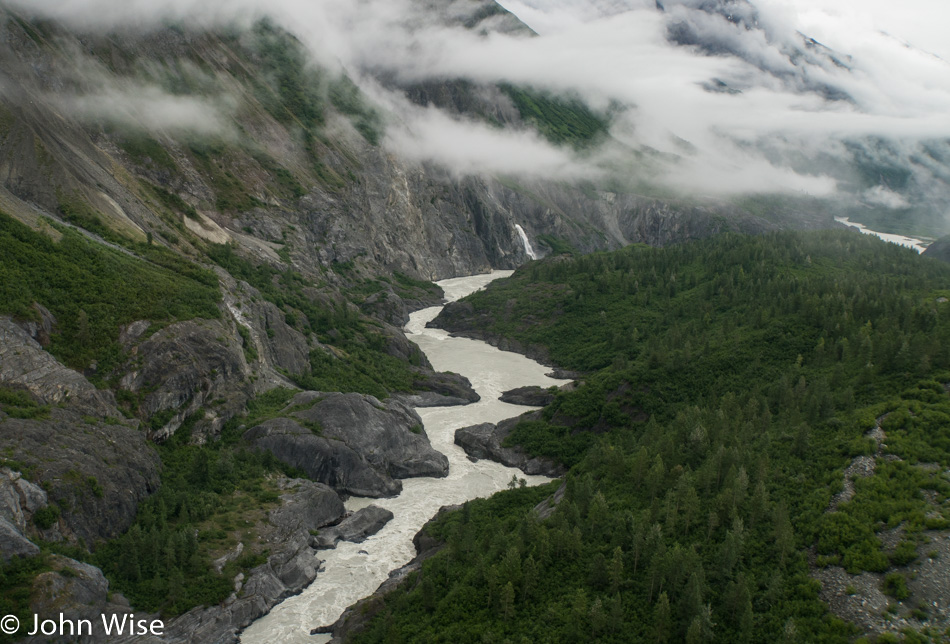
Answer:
xmin=241 ymin=271 xmax=567 ymax=644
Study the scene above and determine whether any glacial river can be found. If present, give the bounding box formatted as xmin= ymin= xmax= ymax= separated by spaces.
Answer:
xmin=241 ymin=271 xmax=568 ymax=644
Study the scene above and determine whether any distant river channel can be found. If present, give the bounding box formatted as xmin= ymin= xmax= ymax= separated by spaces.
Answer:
xmin=241 ymin=271 xmax=568 ymax=644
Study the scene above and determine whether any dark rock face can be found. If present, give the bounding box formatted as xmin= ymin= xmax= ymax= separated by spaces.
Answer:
xmin=499 ymin=385 xmax=556 ymax=407
xmin=292 ymin=392 xmax=449 ymax=480
xmin=245 ymin=418 xmax=401 ymax=498
xmin=455 ymin=416 xmax=565 ymax=477
xmin=0 ymin=321 xmax=161 ymax=544
xmin=0 ymin=411 xmax=161 ymax=544
xmin=313 ymin=505 xmax=394 ymax=549
xmin=0 ymin=468 xmax=47 ymax=561
xmin=0 ymin=318 xmax=119 ymax=417
xmin=0 ymin=516 xmax=38 ymax=560
xmin=119 ymin=319 xmax=252 ymax=439
xmin=245 ymin=391 xmax=451 ymax=497
xmin=23 ymin=555 xmax=135 ymax=644
xmin=269 ymin=479 xmax=346 ymax=536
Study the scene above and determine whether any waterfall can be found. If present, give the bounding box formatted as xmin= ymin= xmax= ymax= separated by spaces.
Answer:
xmin=514 ymin=224 xmax=538 ymax=260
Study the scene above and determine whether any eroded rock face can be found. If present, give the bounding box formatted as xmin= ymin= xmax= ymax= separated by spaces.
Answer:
xmin=245 ymin=418 xmax=402 ymax=498
xmin=0 ymin=318 xmax=118 ymax=417
xmin=244 ymin=391 xmax=450 ymax=497
xmin=0 ymin=516 xmax=38 ymax=560
xmin=0 ymin=321 xmax=160 ymax=545
xmin=292 ymin=392 xmax=449 ymax=480
xmin=455 ymin=416 xmax=565 ymax=477
xmin=268 ymin=479 xmax=346 ymax=537
xmin=119 ymin=319 xmax=252 ymax=439
xmin=0 ymin=467 xmax=47 ymax=531
xmin=0 ymin=411 xmax=161 ymax=544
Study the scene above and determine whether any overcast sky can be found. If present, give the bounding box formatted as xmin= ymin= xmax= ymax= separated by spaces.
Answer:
xmin=9 ymin=0 xmax=950 ymax=199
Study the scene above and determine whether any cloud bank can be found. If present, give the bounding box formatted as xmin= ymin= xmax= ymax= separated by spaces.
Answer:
xmin=9 ymin=0 xmax=950 ymax=204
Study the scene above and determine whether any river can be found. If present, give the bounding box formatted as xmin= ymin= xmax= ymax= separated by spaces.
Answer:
xmin=241 ymin=271 xmax=568 ymax=644
xmin=834 ymin=216 xmax=930 ymax=253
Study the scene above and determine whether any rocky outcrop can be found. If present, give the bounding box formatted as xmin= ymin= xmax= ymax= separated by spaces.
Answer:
xmin=245 ymin=391 xmax=450 ymax=497
xmin=397 ymin=369 xmax=480 ymax=407
xmin=0 ymin=467 xmax=47 ymax=560
xmin=313 ymin=505 xmax=394 ymax=549
xmin=244 ymin=418 xmax=401 ymax=498
xmin=499 ymin=385 xmax=556 ymax=407
xmin=118 ymin=319 xmax=252 ymax=439
xmin=0 ymin=324 xmax=160 ymax=544
xmin=0 ymin=467 xmax=48 ymax=531
xmin=291 ymin=392 xmax=449 ymax=480
xmin=0 ymin=409 xmax=161 ymax=544
xmin=0 ymin=318 xmax=119 ymax=417
xmin=268 ymin=479 xmax=346 ymax=537
xmin=455 ymin=416 xmax=565 ymax=477
xmin=0 ymin=516 xmax=39 ymax=560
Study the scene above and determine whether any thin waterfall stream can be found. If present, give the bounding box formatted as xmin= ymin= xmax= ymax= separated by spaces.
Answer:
xmin=241 ymin=271 xmax=567 ymax=643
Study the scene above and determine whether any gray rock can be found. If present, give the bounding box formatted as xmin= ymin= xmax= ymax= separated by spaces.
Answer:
xmin=258 ymin=301 xmax=310 ymax=377
xmin=244 ymin=418 xmax=401 ymax=498
xmin=119 ymin=319 xmax=252 ymax=439
xmin=268 ymin=479 xmax=345 ymax=535
xmin=0 ymin=467 xmax=47 ymax=530
xmin=499 ymin=385 xmax=556 ymax=407
xmin=313 ymin=505 xmax=394 ymax=549
xmin=15 ymin=303 xmax=56 ymax=347
xmin=118 ymin=319 xmax=152 ymax=347
xmin=407 ymin=369 xmax=480 ymax=406
xmin=292 ymin=392 xmax=449 ymax=480
xmin=0 ymin=410 xmax=160 ymax=544
xmin=533 ymin=481 xmax=567 ymax=520
xmin=0 ymin=317 xmax=118 ymax=417
xmin=0 ymin=516 xmax=39 ymax=560
xmin=455 ymin=416 xmax=565 ymax=477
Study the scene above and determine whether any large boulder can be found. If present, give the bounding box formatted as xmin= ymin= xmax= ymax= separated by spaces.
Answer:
xmin=268 ymin=479 xmax=345 ymax=536
xmin=244 ymin=418 xmax=401 ymax=498
xmin=291 ymin=392 xmax=449 ymax=480
xmin=313 ymin=505 xmax=394 ymax=549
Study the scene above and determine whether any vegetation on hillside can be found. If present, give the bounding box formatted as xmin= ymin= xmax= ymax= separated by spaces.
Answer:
xmin=499 ymin=84 xmax=609 ymax=149
xmin=352 ymin=230 xmax=950 ymax=643
xmin=0 ymin=210 xmax=220 ymax=374
xmin=90 ymin=402 xmax=304 ymax=616
xmin=206 ymin=243 xmax=426 ymax=399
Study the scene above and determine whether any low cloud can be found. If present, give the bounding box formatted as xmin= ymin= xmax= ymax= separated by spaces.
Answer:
xmin=56 ymin=83 xmax=231 ymax=136
xmin=10 ymin=0 xmax=950 ymax=203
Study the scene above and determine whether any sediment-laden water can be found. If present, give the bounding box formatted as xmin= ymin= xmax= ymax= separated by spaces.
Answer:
xmin=241 ymin=271 xmax=567 ymax=644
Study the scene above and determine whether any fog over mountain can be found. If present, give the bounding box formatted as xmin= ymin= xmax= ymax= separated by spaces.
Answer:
xmin=8 ymin=0 xmax=950 ymax=232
